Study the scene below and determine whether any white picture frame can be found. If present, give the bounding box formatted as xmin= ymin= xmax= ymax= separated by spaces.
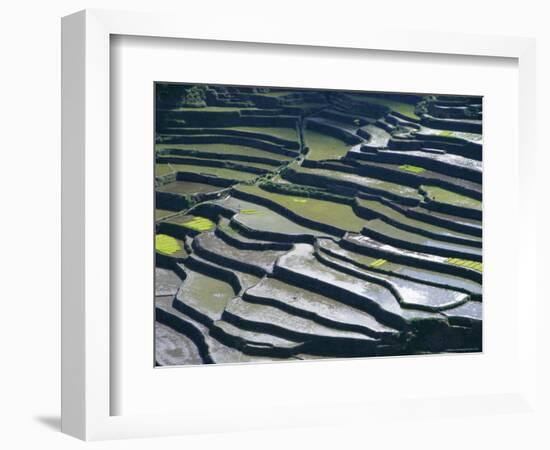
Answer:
xmin=61 ymin=9 xmax=539 ymax=441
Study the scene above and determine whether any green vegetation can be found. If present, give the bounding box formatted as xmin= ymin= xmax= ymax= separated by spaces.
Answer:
xmin=303 ymin=129 xmax=351 ymax=161
xmin=156 ymin=142 xmax=293 ymax=161
xmin=155 ymin=163 xmax=259 ymax=181
xmin=179 ymin=85 xmax=207 ymax=108
xmin=260 ymin=179 xmax=352 ymax=204
xmin=155 ymin=209 xmax=176 ymax=221
xmin=157 ymin=181 xmax=224 ymax=195
xmin=438 ymin=130 xmax=454 ymax=137
xmin=221 ymin=197 xmax=327 ymax=237
xmin=422 ymin=185 xmax=481 ymax=209
xmin=369 ymin=258 xmax=387 ymax=268
xmin=235 ymin=184 xmax=366 ymax=232
xmin=446 ymin=257 xmax=482 ymax=272
xmin=227 ymin=126 xmax=298 ymax=142
xmin=155 ymin=234 xmax=181 ymax=255
xmin=172 ymin=106 xmax=258 ymax=112
xmin=158 ymin=155 xmax=280 ymax=172
xmin=240 ymin=208 xmax=262 ymax=214
xmin=221 ymin=160 xmax=281 ymax=172
xmin=181 ymin=216 xmax=215 ymax=232
xmin=157 ymin=84 xmax=210 ymax=109
xmin=155 ymin=163 xmax=175 ymax=176
xmin=359 ymin=95 xmax=420 ymax=120
xmin=399 ymin=164 xmax=425 ymax=174
xmin=320 ymin=239 xmax=481 ymax=294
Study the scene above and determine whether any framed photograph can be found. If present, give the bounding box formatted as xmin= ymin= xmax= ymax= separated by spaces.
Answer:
xmin=62 ymin=9 xmax=539 ymax=441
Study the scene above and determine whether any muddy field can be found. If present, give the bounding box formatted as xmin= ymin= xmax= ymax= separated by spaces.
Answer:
xmin=154 ymin=84 xmax=482 ymax=366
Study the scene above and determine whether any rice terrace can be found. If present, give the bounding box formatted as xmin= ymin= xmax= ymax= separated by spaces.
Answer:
xmin=154 ymin=83 xmax=482 ymax=366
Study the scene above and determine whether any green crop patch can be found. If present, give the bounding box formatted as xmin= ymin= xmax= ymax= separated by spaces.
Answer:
xmin=155 ymin=234 xmax=181 ymax=255
xmin=399 ymin=165 xmax=425 ymax=174
xmin=292 ymin=198 xmax=308 ymax=203
xmin=240 ymin=208 xmax=262 ymax=215
xmin=446 ymin=257 xmax=482 ymax=272
xmin=369 ymin=258 xmax=387 ymax=268
xmin=181 ymin=216 xmax=215 ymax=232
xmin=438 ymin=130 xmax=454 ymax=137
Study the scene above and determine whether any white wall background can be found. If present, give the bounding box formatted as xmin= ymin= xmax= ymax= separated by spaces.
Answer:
xmin=0 ymin=1 xmax=547 ymax=448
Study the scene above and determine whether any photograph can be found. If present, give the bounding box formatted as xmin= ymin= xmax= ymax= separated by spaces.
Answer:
xmin=153 ymin=83 xmax=483 ymax=366
xmin=0 ymin=0 xmax=543 ymax=446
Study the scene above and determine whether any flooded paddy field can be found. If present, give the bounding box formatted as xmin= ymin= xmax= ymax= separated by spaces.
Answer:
xmin=157 ymin=142 xmax=295 ymax=162
xmin=155 ymin=162 xmax=261 ymax=182
xmin=154 ymin=83 xmax=483 ymax=365
xmin=157 ymin=180 xmax=226 ymax=195
xmin=303 ymin=128 xmax=352 ymax=161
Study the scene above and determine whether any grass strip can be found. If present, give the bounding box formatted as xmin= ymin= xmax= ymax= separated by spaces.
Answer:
xmin=399 ymin=164 xmax=425 ymax=174
xmin=181 ymin=216 xmax=215 ymax=232
xmin=155 ymin=234 xmax=181 ymax=255
xmin=446 ymin=257 xmax=482 ymax=272
xmin=369 ymin=258 xmax=387 ymax=268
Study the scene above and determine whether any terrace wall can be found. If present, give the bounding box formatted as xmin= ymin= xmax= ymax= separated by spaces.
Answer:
xmin=157 ymin=109 xmax=298 ymax=128
xmin=341 ymin=237 xmax=482 ymax=283
xmin=305 ymin=119 xmax=363 ymax=145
